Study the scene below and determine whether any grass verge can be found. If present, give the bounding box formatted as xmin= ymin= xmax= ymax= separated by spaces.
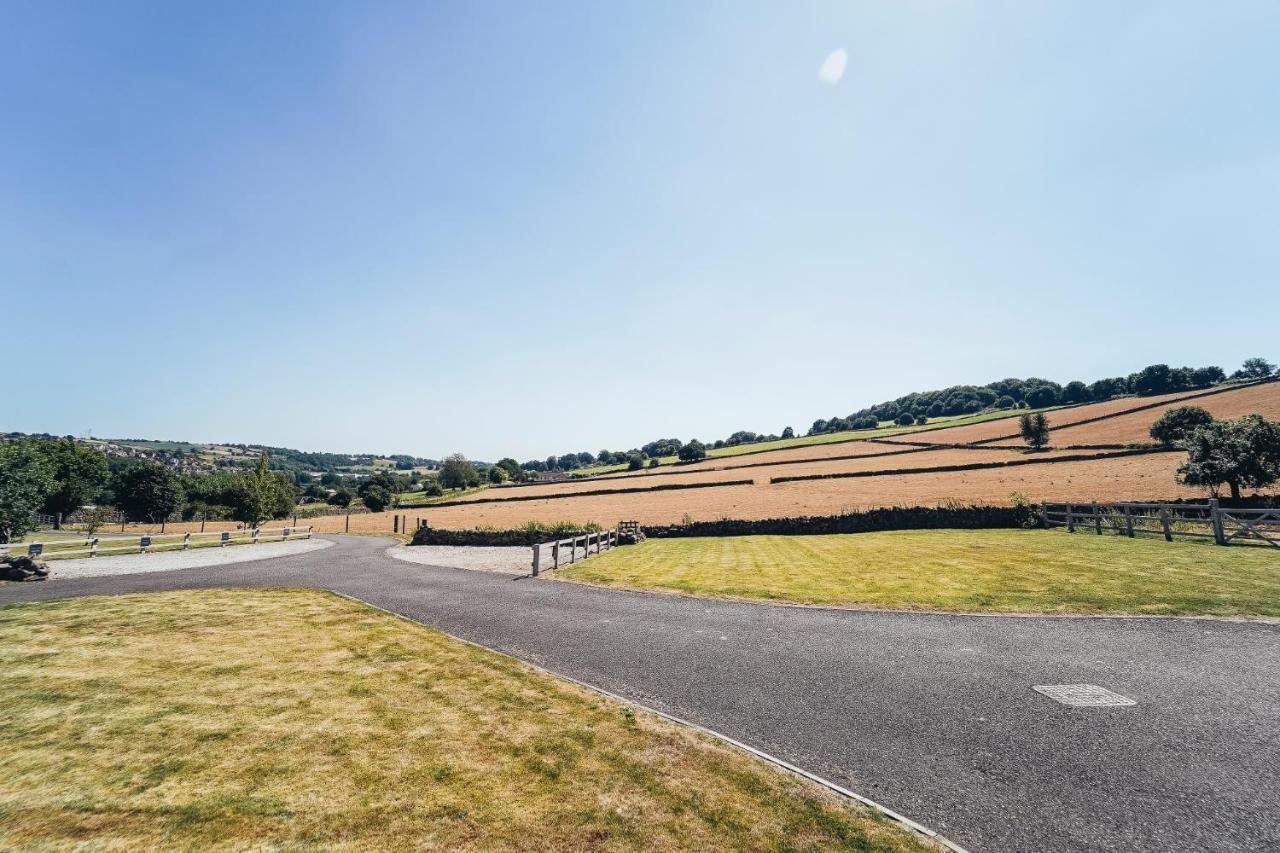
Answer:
xmin=0 ymin=589 xmax=931 ymax=851
xmin=557 ymin=529 xmax=1280 ymax=616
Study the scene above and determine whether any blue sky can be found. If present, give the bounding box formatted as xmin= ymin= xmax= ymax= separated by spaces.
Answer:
xmin=3 ymin=1 xmax=1277 ymax=461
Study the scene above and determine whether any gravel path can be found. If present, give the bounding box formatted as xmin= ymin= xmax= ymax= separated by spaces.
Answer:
xmin=45 ymin=538 xmax=333 ymax=579
xmin=387 ymin=544 xmax=531 ymax=575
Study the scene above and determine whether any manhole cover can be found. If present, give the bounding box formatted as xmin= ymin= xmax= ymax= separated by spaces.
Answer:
xmin=1032 ymin=684 xmax=1136 ymax=707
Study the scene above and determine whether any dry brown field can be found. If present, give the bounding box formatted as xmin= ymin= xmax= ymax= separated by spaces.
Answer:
xmin=1051 ymin=381 xmax=1280 ymax=445
xmin=903 ymin=386 xmax=1237 ymax=445
xmin=103 ymin=381 xmax=1277 ymax=536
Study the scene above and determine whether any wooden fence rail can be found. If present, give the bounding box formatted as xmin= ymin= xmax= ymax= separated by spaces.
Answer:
xmin=0 ymin=526 xmax=314 ymax=560
xmin=531 ymin=528 xmax=621 ymax=576
xmin=1043 ymin=499 xmax=1279 ymax=548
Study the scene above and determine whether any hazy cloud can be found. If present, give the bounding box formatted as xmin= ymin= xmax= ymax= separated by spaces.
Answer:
xmin=818 ymin=48 xmax=847 ymax=84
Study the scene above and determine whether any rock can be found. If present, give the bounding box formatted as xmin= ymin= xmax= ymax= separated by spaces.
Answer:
xmin=0 ymin=555 xmax=50 ymax=582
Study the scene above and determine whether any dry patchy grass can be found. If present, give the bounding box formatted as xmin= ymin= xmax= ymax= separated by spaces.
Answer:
xmin=558 ymin=529 xmax=1280 ymax=616
xmin=0 ymin=589 xmax=931 ymax=852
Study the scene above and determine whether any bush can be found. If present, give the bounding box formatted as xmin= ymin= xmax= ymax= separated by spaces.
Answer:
xmin=895 ymin=413 xmax=915 ymax=426
xmin=627 ymin=453 xmax=644 ymax=471
xmin=424 ymin=482 xmax=444 ymax=497
xmin=915 ymin=415 xmax=929 ymax=425
xmin=995 ymin=396 xmax=1015 ymax=409
xmin=648 ymin=458 xmax=660 ymax=468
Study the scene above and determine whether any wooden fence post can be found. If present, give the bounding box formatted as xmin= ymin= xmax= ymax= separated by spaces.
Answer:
xmin=252 ymin=527 xmax=260 ymax=545
xmin=1093 ymin=501 xmax=1103 ymax=535
xmin=1160 ymin=505 xmax=1172 ymax=541
xmin=531 ymin=544 xmax=540 ymax=577
xmin=1066 ymin=504 xmax=1074 ymax=533
xmin=345 ymin=510 xmax=350 ymax=533
xmin=183 ymin=532 xmax=191 ymax=550
xmin=553 ymin=541 xmax=560 ymax=569
xmin=1123 ymin=504 xmax=1134 ymax=538
xmin=90 ymin=538 xmax=98 ymax=558
xmin=1209 ymin=498 xmax=1226 ymax=545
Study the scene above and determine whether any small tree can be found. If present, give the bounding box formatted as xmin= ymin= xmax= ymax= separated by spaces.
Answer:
xmin=1019 ymin=413 xmax=1051 ymax=449
xmin=329 ymin=488 xmax=353 ymax=508
xmin=488 ymin=466 xmax=509 ymax=484
xmin=677 ymin=440 xmax=707 ymax=462
xmin=915 ymin=415 xmax=929 ymax=425
xmin=359 ymin=485 xmax=394 ymax=513
xmin=79 ymin=505 xmax=119 ymax=536
xmin=1149 ymin=406 xmax=1214 ymax=446
xmin=781 ymin=426 xmax=794 ymax=439
xmin=627 ymin=453 xmax=644 ymax=471
xmin=231 ymin=454 xmax=294 ymax=526
xmin=647 ymin=457 xmax=660 ymax=468
xmin=1177 ymin=415 xmax=1280 ymax=500
xmin=0 ymin=440 xmax=56 ymax=543
xmin=895 ymin=413 xmax=915 ymax=426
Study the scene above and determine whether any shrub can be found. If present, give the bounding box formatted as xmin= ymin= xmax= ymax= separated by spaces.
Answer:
xmin=424 ymin=482 xmax=444 ymax=497
xmin=915 ymin=415 xmax=929 ymax=425
xmin=648 ymin=458 xmax=660 ymax=468
xmin=995 ymin=395 xmax=1015 ymax=409
xmin=895 ymin=413 xmax=915 ymax=426
xmin=627 ymin=453 xmax=644 ymax=471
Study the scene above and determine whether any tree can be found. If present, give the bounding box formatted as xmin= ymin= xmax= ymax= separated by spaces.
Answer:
xmin=648 ymin=457 xmax=660 ymax=468
xmin=677 ymin=440 xmax=707 ymax=462
xmin=915 ymin=415 xmax=929 ymax=425
xmin=1240 ymin=357 xmax=1276 ymax=379
xmin=439 ymin=454 xmax=477 ymax=490
xmin=1061 ymin=381 xmax=1090 ymax=404
xmin=626 ymin=453 xmax=644 ymax=471
xmin=79 ymin=505 xmax=119 ymax=536
xmin=0 ymin=440 xmax=56 ymax=543
xmin=33 ymin=439 xmax=109 ymax=528
xmin=1132 ymin=364 xmax=1172 ymax=396
xmin=1177 ymin=415 xmax=1280 ymax=500
xmin=1149 ymin=406 xmax=1214 ymax=446
xmin=358 ymin=470 xmax=400 ymax=514
xmin=1019 ymin=413 xmax=1051 ymax=449
xmin=231 ymin=454 xmax=295 ymax=526
xmin=895 ymin=413 xmax=915 ymax=426
xmin=496 ymin=458 xmax=522 ymax=480
xmin=488 ymin=466 xmax=509 ymax=484
xmin=329 ymin=487 xmax=353 ymax=508
xmin=112 ymin=461 xmax=184 ymax=523
xmin=1025 ymin=386 xmax=1059 ymax=408
xmin=995 ymin=395 xmax=1015 ymax=410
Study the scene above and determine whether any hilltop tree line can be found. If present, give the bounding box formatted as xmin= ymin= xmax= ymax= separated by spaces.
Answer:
xmin=807 ymin=358 xmax=1274 ymax=437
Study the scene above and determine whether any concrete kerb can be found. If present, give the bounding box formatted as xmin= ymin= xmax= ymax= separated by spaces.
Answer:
xmin=325 ymin=589 xmax=971 ymax=853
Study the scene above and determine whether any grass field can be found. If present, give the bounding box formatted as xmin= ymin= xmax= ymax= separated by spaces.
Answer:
xmin=0 ymin=589 xmax=930 ymax=851
xmin=557 ymin=530 xmax=1280 ymax=616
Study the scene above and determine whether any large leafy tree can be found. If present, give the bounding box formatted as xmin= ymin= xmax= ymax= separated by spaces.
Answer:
xmin=111 ymin=461 xmax=185 ymax=523
xmin=677 ymin=439 xmax=707 ymax=462
xmin=1149 ymin=406 xmax=1214 ymax=446
xmin=33 ymin=438 xmax=109 ymax=527
xmin=357 ymin=470 xmax=399 ymax=513
xmin=0 ymin=440 xmax=56 ymax=543
xmin=439 ymin=454 xmax=477 ymax=490
xmin=1240 ymin=357 xmax=1276 ymax=379
xmin=1177 ymin=415 xmax=1280 ymax=500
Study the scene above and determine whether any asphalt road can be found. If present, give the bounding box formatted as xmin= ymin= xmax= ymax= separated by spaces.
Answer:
xmin=2 ymin=535 xmax=1277 ymax=852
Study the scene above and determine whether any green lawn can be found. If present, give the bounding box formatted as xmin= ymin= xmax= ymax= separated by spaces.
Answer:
xmin=574 ymin=406 xmax=1061 ymax=476
xmin=558 ymin=529 xmax=1280 ymax=616
xmin=0 ymin=590 xmax=927 ymax=851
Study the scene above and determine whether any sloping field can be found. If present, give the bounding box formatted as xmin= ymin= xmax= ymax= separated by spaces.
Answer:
xmin=903 ymin=386 xmax=1252 ymax=445
xmin=1051 ymin=381 xmax=1280 ymax=445
xmin=367 ymin=451 xmax=1194 ymax=530
xmin=457 ymin=447 xmax=1098 ymax=503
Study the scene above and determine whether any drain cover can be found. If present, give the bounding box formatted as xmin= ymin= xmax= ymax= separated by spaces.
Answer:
xmin=1032 ymin=684 xmax=1136 ymax=707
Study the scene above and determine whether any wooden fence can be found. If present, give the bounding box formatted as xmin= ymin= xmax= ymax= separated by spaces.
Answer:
xmin=531 ymin=528 xmax=620 ymax=576
xmin=1 ymin=526 xmax=314 ymax=560
xmin=1043 ymin=500 xmax=1279 ymax=548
